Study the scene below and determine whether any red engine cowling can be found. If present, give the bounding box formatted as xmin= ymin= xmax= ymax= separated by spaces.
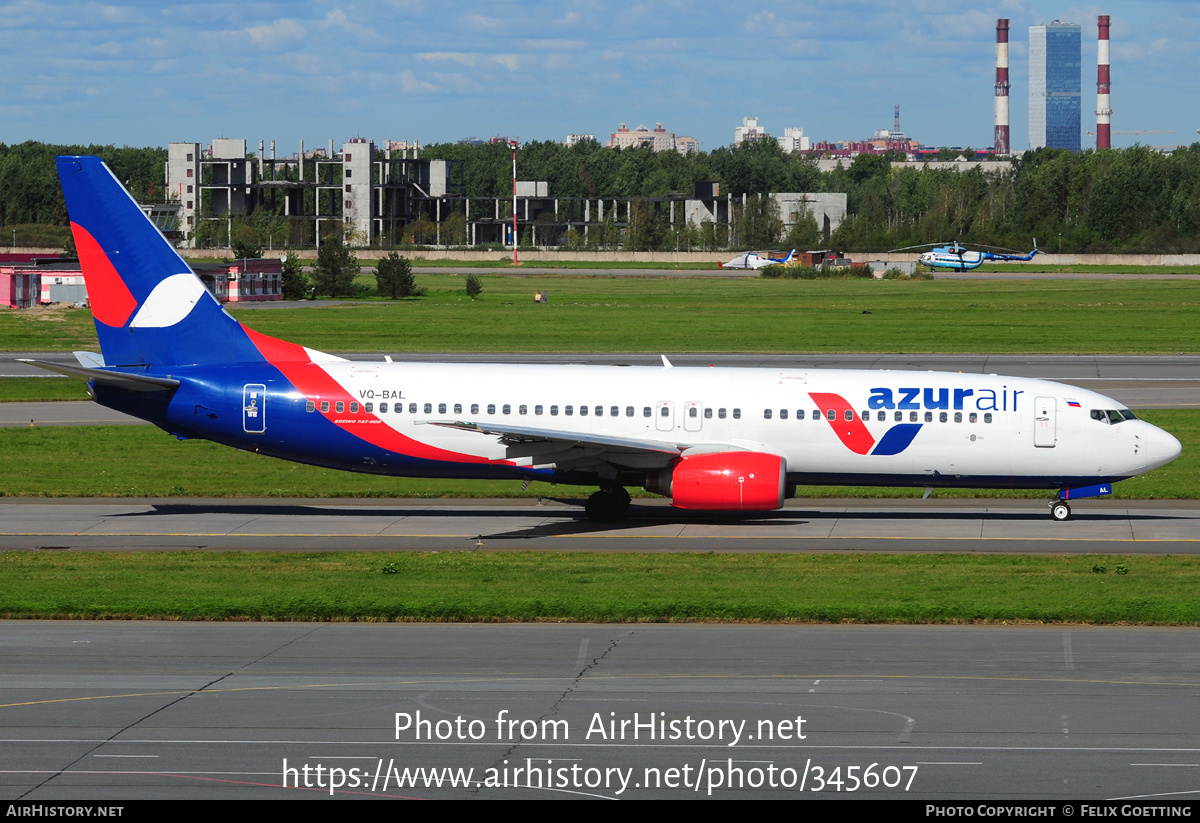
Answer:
xmin=650 ymin=451 xmax=787 ymax=511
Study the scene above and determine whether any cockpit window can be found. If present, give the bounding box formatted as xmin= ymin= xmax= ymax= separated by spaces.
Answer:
xmin=1092 ymin=408 xmax=1137 ymax=424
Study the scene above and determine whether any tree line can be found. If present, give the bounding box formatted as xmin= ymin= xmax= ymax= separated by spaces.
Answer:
xmin=5 ymin=139 xmax=1200 ymax=253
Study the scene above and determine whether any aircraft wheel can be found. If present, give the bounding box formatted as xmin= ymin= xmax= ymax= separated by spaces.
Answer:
xmin=585 ymin=487 xmax=631 ymax=523
xmin=1051 ymin=502 xmax=1071 ymax=522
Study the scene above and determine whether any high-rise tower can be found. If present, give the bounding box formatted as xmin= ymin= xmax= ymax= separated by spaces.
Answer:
xmin=1029 ymin=20 xmax=1082 ymax=151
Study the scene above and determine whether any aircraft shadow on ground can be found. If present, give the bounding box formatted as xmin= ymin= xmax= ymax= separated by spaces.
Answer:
xmin=100 ymin=502 xmax=1192 ymax=543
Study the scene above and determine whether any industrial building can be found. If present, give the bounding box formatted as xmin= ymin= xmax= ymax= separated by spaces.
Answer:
xmin=1029 ymin=20 xmax=1082 ymax=151
xmin=167 ymin=138 xmax=465 ymax=249
xmin=169 ymin=135 xmax=846 ymax=250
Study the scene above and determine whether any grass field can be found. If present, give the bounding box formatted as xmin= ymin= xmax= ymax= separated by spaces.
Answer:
xmin=0 ymin=377 xmax=88 ymax=402
xmin=1 ymin=551 xmax=1196 ymax=624
xmin=0 ymin=410 xmax=1192 ymax=499
xmin=4 ymin=277 xmax=1200 ymax=354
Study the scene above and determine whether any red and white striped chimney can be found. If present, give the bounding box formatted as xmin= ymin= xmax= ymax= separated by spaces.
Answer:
xmin=994 ymin=19 xmax=1010 ymax=156
xmin=1096 ymin=15 xmax=1112 ymax=150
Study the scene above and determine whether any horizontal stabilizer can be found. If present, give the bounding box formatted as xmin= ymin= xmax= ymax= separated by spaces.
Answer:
xmin=73 ymin=351 xmax=105 ymax=368
xmin=18 ymin=359 xmax=180 ymax=392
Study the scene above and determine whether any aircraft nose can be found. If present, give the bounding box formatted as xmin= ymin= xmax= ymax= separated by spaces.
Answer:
xmin=1142 ymin=422 xmax=1182 ymax=471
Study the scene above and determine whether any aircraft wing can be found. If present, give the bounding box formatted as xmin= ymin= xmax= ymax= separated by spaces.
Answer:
xmin=423 ymin=419 xmax=733 ymax=473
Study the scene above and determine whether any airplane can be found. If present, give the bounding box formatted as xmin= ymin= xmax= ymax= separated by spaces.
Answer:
xmin=914 ymin=241 xmax=1040 ymax=272
xmin=26 ymin=157 xmax=1181 ymax=523
xmin=722 ymin=249 xmax=796 ymax=270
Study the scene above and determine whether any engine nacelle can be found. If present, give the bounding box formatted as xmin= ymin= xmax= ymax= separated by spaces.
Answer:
xmin=645 ymin=451 xmax=787 ymax=511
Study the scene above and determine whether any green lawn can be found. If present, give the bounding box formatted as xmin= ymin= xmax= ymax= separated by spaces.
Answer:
xmin=1 ymin=551 xmax=1196 ymax=624
xmin=0 ymin=377 xmax=90 ymax=402
xmin=4 ymin=278 xmax=1200 ymax=354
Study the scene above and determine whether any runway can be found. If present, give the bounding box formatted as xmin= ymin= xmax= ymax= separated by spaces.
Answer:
xmin=2 ymin=497 xmax=1198 ymax=554
xmin=4 ymin=621 xmax=1200 ymax=800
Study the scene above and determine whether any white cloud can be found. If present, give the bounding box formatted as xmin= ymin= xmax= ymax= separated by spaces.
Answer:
xmin=245 ymin=19 xmax=305 ymax=48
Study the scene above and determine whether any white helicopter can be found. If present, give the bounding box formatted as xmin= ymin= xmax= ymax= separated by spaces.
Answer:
xmin=899 ymin=240 xmax=1040 ymax=272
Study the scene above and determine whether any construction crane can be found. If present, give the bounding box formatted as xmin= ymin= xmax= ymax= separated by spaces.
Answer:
xmin=1086 ymin=129 xmax=1173 ymax=135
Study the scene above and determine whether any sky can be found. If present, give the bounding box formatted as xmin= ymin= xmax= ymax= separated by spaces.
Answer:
xmin=2 ymin=0 xmax=1197 ymax=153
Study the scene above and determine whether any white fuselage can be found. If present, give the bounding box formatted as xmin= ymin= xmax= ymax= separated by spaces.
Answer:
xmin=310 ymin=362 xmax=1178 ymax=489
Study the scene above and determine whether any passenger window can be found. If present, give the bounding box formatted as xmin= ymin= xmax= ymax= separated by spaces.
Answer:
xmin=826 ymin=410 xmax=835 ymax=421
xmin=595 ymin=406 xmax=603 ymax=416
xmin=566 ymin=406 xmax=574 ymax=416
xmin=336 ymin=401 xmax=345 ymax=413
xmin=845 ymin=410 xmax=853 ymax=422
xmin=813 ymin=410 xmax=820 ymax=420
xmin=704 ymin=408 xmax=713 ymax=419
xmin=551 ymin=405 xmax=559 ymax=416
xmin=924 ymin=411 xmax=933 ymax=422
xmin=984 ymin=413 xmax=993 ymax=423
xmin=626 ymin=406 xmax=634 ymax=417
xmin=438 ymin=403 xmax=446 ymax=414
xmin=877 ymin=411 xmax=885 ymax=421
xmin=580 ymin=405 xmax=588 ymax=416
xmin=306 ymin=400 xmax=315 ymax=413
xmin=733 ymin=408 xmax=741 ymax=420
xmin=954 ymin=412 xmax=962 ymax=422
xmin=364 ymin=402 xmax=373 ymax=413
xmin=409 ymin=403 xmax=417 ymax=413
xmin=894 ymin=411 xmax=902 ymax=422
xmin=780 ymin=409 xmax=788 ymax=420
xmin=380 ymin=402 xmax=388 ymax=413
xmin=660 ymin=407 xmax=669 ymax=417
xmin=718 ymin=408 xmax=727 ymax=419
xmin=471 ymin=404 xmax=479 ymax=414
xmin=939 ymin=412 xmax=947 ymax=423
xmin=763 ymin=409 xmax=772 ymax=419
xmin=486 ymin=404 xmax=495 ymax=414
xmin=909 ymin=411 xmax=918 ymax=422
xmin=535 ymin=405 xmax=543 ymax=415
xmin=797 ymin=409 xmax=805 ymax=420
xmin=502 ymin=404 xmax=511 ymax=415
xmin=690 ymin=407 xmax=699 ymax=418
xmin=320 ymin=401 xmax=330 ymax=413
xmin=424 ymin=403 xmax=432 ymax=414
xmin=454 ymin=403 xmax=462 ymax=414
xmin=970 ymin=412 xmax=977 ymax=423
xmin=350 ymin=402 xmax=359 ymax=413
xmin=643 ymin=407 xmax=652 ymax=417
xmin=518 ymin=405 xmax=527 ymax=415
xmin=610 ymin=406 xmax=619 ymax=417
xmin=860 ymin=410 xmax=868 ymax=421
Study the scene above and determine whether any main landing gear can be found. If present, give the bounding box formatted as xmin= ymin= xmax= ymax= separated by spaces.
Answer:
xmin=1050 ymin=500 xmax=1071 ymax=522
xmin=585 ymin=486 xmax=631 ymax=523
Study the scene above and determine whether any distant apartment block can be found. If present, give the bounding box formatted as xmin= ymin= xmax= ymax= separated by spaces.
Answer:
xmin=777 ymin=127 xmax=810 ymax=153
xmin=565 ymin=134 xmax=597 ymax=147
xmin=607 ymin=123 xmax=699 ymax=153
xmin=734 ymin=117 xmax=768 ymax=145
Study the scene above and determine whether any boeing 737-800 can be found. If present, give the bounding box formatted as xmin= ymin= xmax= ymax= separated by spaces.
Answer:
xmin=27 ymin=157 xmax=1182 ymax=522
